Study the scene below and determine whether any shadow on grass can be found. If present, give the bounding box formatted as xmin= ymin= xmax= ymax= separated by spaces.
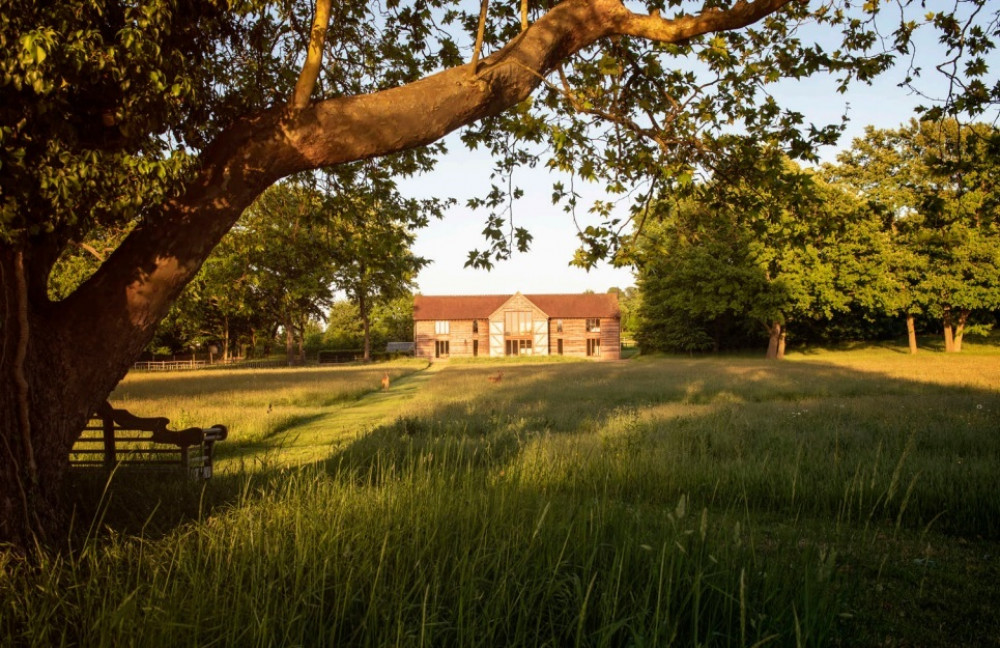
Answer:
xmin=67 ymin=355 xmax=1000 ymax=542
xmin=791 ymin=333 xmax=1000 ymax=356
xmin=57 ymin=355 xmax=1000 ymax=648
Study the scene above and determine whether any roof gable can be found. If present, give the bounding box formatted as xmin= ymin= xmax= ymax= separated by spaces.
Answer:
xmin=487 ymin=292 xmax=548 ymax=319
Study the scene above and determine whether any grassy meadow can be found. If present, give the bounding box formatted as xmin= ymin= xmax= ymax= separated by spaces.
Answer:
xmin=2 ymin=350 xmax=999 ymax=647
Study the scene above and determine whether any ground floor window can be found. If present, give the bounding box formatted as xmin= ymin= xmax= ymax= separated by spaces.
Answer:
xmin=435 ymin=340 xmax=450 ymax=358
xmin=556 ymin=338 xmax=563 ymax=355
xmin=473 ymin=339 xmax=479 ymax=357
xmin=505 ymin=338 xmax=532 ymax=356
xmin=586 ymin=338 xmax=601 ymax=357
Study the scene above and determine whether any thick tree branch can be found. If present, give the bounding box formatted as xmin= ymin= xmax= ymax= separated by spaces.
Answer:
xmin=59 ymin=0 xmax=796 ymax=402
xmin=614 ymin=0 xmax=794 ymax=41
xmin=292 ymin=0 xmax=333 ymax=109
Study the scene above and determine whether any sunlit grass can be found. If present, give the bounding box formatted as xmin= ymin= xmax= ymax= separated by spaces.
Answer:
xmin=2 ymin=350 xmax=998 ymax=646
xmin=111 ymin=359 xmax=430 ymax=463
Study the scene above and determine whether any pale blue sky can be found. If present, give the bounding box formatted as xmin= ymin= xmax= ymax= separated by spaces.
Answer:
xmin=401 ymin=7 xmax=982 ymax=296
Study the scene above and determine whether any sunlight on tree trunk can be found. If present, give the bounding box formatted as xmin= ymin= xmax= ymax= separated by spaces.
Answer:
xmin=906 ymin=313 xmax=918 ymax=354
xmin=953 ymin=309 xmax=969 ymax=353
xmin=943 ymin=308 xmax=955 ymax=352
xmin=766 ymin=322 xmax=782 ymax=360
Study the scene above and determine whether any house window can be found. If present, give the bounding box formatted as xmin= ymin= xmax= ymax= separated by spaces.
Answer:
xmin=505 ymin=339 xmax=532 ymax=356
xmin=504 ymin=311 xmax=532 ymax=336
xmin=555 ymin=319 xmax=563 ymax=333
xmin=586 ymin=318 xmax=601 ymax=333
xmin=586 ymin=338 xmax=601 ymax=357
xmin=435 ymin=320 xmax=450 ymax=335
xmin=473 ymin=339 xmax=479 ymax=357
xmin=435 ymin=340 xmax=450 ymax=358
xmin=472 ymin=319 xmax=479 ymax=333
xmin=557 ymin=339 xmax=563 ymax=355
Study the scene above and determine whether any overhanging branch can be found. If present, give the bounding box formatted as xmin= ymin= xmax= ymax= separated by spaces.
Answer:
xmin=65 ymin=0 xmax=797 ymax=371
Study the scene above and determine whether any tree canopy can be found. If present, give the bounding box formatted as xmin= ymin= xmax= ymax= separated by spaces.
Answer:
xmin=826 ymin=118 xmax=1000 ymax=351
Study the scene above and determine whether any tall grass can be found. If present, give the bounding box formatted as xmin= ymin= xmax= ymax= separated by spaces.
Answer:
xmin=4 ymin=460 xmax=840 ymax=647
xmin=2 ymin=351 xmax=998 ymax=646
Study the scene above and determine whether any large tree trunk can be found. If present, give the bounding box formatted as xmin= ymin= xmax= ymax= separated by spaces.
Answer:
xmin=0 ymin=0 xmax=794 ymax=547
xmin=953 ymin=308 xmax=970 ymax=353
xmin=943 ymin=308 xmax=955 ymax=352
xmin=1 ymin=249 xmax=141 ymax=547
xmin=765 ymin=322 xmax=782 ymax=360
xmin=906 ymin=313 xmax=918 ymax=354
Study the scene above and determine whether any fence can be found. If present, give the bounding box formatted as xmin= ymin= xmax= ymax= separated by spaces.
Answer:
xmin=132 ymin=360 xmax=208 ymax=371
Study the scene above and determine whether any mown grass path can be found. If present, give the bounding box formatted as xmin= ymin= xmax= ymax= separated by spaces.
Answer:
xmin=243 ymin=362 xmax=444 ymax=465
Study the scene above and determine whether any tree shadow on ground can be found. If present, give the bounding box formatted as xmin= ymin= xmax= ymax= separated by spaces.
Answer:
xmin=66 ymin=355 xmax=1000 ymax=543
xmin=60 ymin=356 xmax=1000 ymax=648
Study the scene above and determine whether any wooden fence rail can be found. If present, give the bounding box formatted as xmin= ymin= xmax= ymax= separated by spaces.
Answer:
xmin=132 ymin=360 xmax=208 ymax=371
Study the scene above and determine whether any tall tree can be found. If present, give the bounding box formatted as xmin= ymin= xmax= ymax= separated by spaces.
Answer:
xmin=238 ymin=180 xmax=342 ymax=364
xmin=323 ymin=165 xmax=442 ymax=361
xmin=1 ymin=0 xmax=997 ymax=545
xmin=635 ymin=156 xmax=866 ymax=357
xmin=827 ymin=119 xmax=1000 ymax=351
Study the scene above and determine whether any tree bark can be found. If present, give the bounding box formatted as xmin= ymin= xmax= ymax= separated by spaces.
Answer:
xmin=765 ymin=321 xmax=782 ymax=360
xmin=905 ymin=312 xmax=918 ymax=354
xmin=943 ymin=307 xmax=955 ymax=352
xmin=777 ymin=328 xmax=786 ymax=359
xmin=285 ymin=317 xmax=296 ymax=366
xmin=297 ymin=315 xmax=307 ymax=364
xmin=953 ymin=308 xmax=969 ymax=353
xmin=0 ymin=0 xmax=795 ymax=546
xmin=360 ymin=293 xmax=372 ymax=362
xmin=1 ymin=249 xmax=102 ymax=548
xmin=222 ymin=316 xmax=231 ymax=363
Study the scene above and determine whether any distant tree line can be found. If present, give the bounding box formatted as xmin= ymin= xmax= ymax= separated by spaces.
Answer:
xmin=633 ymin=119 xmax=1000 ymax=357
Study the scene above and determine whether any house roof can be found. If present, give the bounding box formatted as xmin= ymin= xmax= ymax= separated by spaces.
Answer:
xmin=413 ymin=293 xmax=619 ymax=320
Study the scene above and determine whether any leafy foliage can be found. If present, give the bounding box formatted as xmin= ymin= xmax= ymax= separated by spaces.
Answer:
xmin=826 ymin=118 xmax=1000 ymax=347
xmin=635 ymin=153 xmax=868 ymax=354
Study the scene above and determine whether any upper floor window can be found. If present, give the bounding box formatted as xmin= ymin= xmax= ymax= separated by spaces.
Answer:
xmin=504 ymin=311 xmax=532 ymax=336
xmin=472 ymin=319 xmax=479 ymax=334
xmin=555 ymin=319 xmax=563 ymax=333
xmin=586 ymin=318 xmax=601 ymax=333
xmin=435 ymin=320 xmax=450 ymax=335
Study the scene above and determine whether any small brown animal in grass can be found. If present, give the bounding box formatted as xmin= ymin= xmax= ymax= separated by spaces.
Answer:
xmin=381 ymin=372 xmax=390 ymax=390
xmin=487 ymin=371 xmax=503 ymax=384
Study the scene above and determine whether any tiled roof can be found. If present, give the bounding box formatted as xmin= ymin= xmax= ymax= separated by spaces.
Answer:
xmin=528 ymin=294 xmax=620 ymax=318
xmin=414 ymin=293 xmax=619 ymax=320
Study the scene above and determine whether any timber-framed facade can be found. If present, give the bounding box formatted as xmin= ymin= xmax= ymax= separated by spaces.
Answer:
xmin=413 ymin=292 xmax=620 ymax=360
